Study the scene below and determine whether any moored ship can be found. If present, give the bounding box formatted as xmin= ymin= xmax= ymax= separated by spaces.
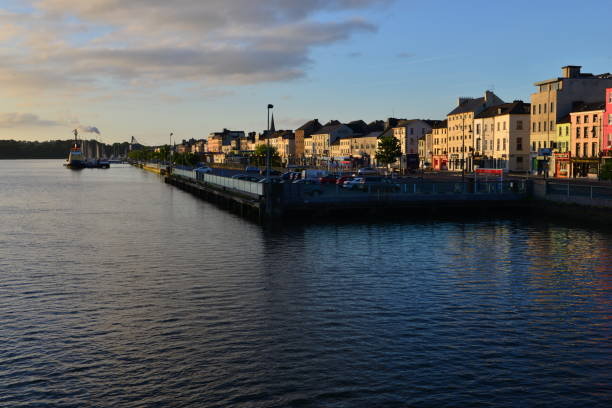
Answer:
xmin=64 ymin=129 xmax=86 ymax=169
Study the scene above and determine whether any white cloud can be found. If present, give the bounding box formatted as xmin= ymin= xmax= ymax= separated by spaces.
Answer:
xmin=0 ymin=113 xmax=62 ymax=128
xmin=0 ymin=1 xmax=388 ymax=96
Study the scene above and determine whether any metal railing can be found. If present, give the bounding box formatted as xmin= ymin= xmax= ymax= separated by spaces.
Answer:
xmin=546 ymin=182 xmax=612 ymax=201
xmin=172 ymin=168 xmax=264 ymax=196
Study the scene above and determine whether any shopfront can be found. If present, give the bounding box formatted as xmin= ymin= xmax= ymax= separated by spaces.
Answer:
xmin=571 ymin=158 xmax=600 ymax=178
xmin=553 ymin=152 xmax=570 ymax=178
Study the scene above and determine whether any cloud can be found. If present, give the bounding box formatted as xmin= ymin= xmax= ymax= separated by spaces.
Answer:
xmin=0 ymin=1 xmax=388 ymax=96
xmin=0 ymin=113 xmax=62 ymax=128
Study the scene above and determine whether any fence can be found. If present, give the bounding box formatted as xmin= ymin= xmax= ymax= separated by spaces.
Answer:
xmin=546 ymin=182 xmax=612 ymax=201
xmin=172 ymin=167 xmax=264 ymax=196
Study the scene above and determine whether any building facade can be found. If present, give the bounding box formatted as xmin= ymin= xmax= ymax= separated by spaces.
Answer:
xmin=473 ymin=101 xmax=530 ymax=172
xmin=530 ymin=66 xmax=612 ymax=175
xmin=553 ymin=115 xmax=571 ymax=177
xmin=431 ymin=120 xmax=448 ymax=170
xmin=604 ymin=88 xmax=612 ymax=158
xmin=306 ymin=123 xmax=353 ymax=164
xmin=569 ymin=102 xmax=605 ymax=177
xmin=447 ymin=91 xmax=504 ymax=172
xmin=294 ymin=119 xmax=322 ymax=160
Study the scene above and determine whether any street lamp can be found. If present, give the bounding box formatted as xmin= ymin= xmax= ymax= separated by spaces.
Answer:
xmin=266 ymin=104 xmax=273 ymax=216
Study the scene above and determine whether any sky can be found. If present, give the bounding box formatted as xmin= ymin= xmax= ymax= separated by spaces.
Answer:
xmin=0 ymin=0 xmax=610 ymax=145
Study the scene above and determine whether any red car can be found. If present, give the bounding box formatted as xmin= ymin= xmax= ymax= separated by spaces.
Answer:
xmin=319 ymin=175 xmax=338 ymax=184
xmin=336 ymin=176 xmax=354 ymax=186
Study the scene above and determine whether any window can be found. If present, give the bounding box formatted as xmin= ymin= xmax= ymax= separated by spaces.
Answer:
xmin=544 ymin=104 xmax=547 ymax=113
xmin=532 ymin=105 xmax=536 ymax=114
xmin=517 ymin=120 xmax=523 ymax=130
xmin=476 ymin=139 xmax=481 ymax=151
xmin=497 ymin=139 xmax=500 ymax=151
xmin=543 ymin=122 xmax=547 ymax=131
xmin=517 ymin=156 xmax=523 ymax=163
xmin=497 ymin=122 xmax=500 ymax=131
xmin=583 ymin=142 xmax=588 ymax=157
xmin=538 ymin=104 xmax=541 ymax=114
xmin=609 ymin=93 xmax=612 ymax=103
xmin=410 ymin=128 xmax=414 ymax=135
xmin=565 ymin=127 xmax=569 ymax=136
xmin=576 ymin=143 xmax=580 ymax=156
xmin=550 ymin=121 xmax=554 ymax=130
xmin=538 ymin=122 xmax=541 ymax=132
xmin=533 ymin=122 xmax=536 ymax=132
xmin=476 ymin=124 xmax=481 ymax=135
xmin=592 ymin=142 xmax=597 ymax=157
xmin=577 ymin=128 xmax=581 ymax=138
xmin=592 ymin=126 xmax=597 ymax=137
xmin=594 ymin=114 xmax=598 ymax=123
xmin=558 ymin=127 xmax=562 ymax=136
xmin=503 ymin=139 xmax=507 ymax=150
xmin=517 ymin=137 xmax=523 ymax=151
xmin=550 ymin=102 xmax=554 ymax=112
xmin=503 ymin=122 xmax=507 ymax=130
xmin=609 ymin=114 xmax=612 ymax=125
xmin=532 ymin=142 xmax=536 ymax=151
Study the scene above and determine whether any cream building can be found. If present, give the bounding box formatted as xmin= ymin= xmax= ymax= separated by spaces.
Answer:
xmin=447 ymin=91 xmax=504 ymax=172
xmin=307 ymin=123 xmax=353 ymax=163
xmin=431 ymin=120 xmax=448 ymax=170
xmin=473 ymin=101 xmax=530 ymax=172
xmin=530 ymin=65 xmax=612 ymax=174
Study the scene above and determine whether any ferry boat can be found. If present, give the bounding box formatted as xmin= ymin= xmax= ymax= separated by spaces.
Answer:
xmin=64 ymin=129 xmax=86 ymax=169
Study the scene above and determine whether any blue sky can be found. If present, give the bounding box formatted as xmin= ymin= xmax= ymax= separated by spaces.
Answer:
xmin=0 ymin=0 xmax=609 ymax=144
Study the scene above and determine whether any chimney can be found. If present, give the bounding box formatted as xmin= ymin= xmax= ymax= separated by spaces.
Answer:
xmin=458 ymin=97 xmax=472 ymax=106
xmin=562 ymin=65 xmax=581 ymax=78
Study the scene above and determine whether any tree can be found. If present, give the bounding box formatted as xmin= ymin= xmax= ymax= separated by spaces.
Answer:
xmin=375 ymin=134 xmax=402 ymax=167
xmin=600 ymin=161 xmax=612 ymax=180
xmin=253 ymin=144 xmax=281 ymax=167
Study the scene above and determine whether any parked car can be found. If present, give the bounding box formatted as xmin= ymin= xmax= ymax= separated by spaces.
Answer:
xmin=342 ymin=177 xmax=364 ymax=189
xmin=195 ymin=166 xmax=213 ymax=174
xmin=336 ymin=176 xmax=354 ymax=186
xmin=245 ymin=166 xmax=260 ymax=173
xmin=319 ymin=174 xmax=338 ymax=184
xmin=293 ymin=178 xmax=320 ymax=184
xmin=290 ymin=172 xmax=302 ymax=181
xmin=258 ymin=177 xmax=283 ymax=184
xmin=231 ymin=174 xmax=260 ymax=182
xmin=356 ymin=167 xmax=378 ymax=176
xmin=302 ymin=169 xmax=328 ymax=180
xmin=354 ymin=176 xmax=400 ymax=192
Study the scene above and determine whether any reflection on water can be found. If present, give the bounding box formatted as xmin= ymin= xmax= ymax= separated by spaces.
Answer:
xmin=0 ymin=160 xmax=610 ymax=407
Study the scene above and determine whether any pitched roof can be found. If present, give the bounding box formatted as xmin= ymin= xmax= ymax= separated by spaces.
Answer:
xmin=313 ymin=124 xmax=347 ymax=135
xmin=432 ymin=119 xmax=448 ymax=129
xmin=475 ymin=101 xmax=530 ymax=118
xmin=297 ymin=119 xmax=322 ymax=132
xmin=557 ymin=114 xmax=571 ymax=124
xmin=571 ymin=101 xmax=606 ymax=113
xmin=346 ymin=120 xmax=369 ymax=133
xmin=448 ymin=97 xmax=487 ymax=115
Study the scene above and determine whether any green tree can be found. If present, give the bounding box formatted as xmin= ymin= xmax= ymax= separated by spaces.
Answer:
xmin=600 ymin=161 xmax=612 ymax=180
xmin=253 ymin=144 xmax=281 ymax=167
xmin=375 ymin=134 xmax=402 ymax=167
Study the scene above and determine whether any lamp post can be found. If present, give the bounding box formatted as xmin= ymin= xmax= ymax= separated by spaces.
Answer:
xmin=266 ymin=104 xmax=273 ymax=216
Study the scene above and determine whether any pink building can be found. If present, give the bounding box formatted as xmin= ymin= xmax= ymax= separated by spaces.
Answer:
xmin=604 ymin=88 xmax=612 ymax=156
xmin=569 ymin=101 xmax=605 ymax=177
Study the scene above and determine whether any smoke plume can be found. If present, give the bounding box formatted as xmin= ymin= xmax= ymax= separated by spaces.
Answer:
xmin=79 ymin=125 xmax=101 ymax=134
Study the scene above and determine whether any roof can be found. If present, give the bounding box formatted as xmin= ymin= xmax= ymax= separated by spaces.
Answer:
xmin=570 ymin=101 xmax=606 ymax=113
xmin=475 ymin=101 xmax=530 ymax=119
xmin=353 ymin=131 xmax=382 ymax=139
xmin=448 ymin=97 xmax=486 ymax=116
xmin=557 ymin=114 xmax=571 ymax=124
xmin=297 ymin=119 xmax=322 ymax=132
xmin=432 ymin=119 xmax=447 ymax=129
xmin=346 ymin=120 xmax=369 ymax=133
xmin=312 ymin=124 xmax=346 ymax=135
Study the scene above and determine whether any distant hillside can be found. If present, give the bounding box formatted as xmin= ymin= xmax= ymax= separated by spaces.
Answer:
xmin=0 ymin=139 xmax=130 ymax=159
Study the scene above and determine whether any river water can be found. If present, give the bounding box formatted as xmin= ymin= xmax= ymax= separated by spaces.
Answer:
xmin=1 ymin=160 xmax=610 ymax=407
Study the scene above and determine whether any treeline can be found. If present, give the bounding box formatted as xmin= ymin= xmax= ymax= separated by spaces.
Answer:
xmin=0 ymin=139 xmax=130 ymax=159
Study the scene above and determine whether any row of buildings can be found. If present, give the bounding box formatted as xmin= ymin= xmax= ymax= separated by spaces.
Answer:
xmin=174 ymin=65 xmax=612 ymax=177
